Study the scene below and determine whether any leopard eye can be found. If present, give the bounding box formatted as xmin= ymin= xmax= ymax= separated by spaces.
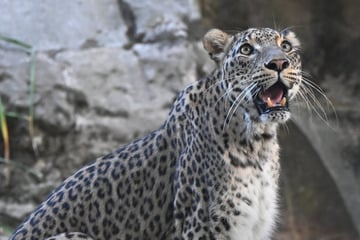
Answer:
xmin=280 ymin=40 xmax=292 ymax=52
xmin=239 ymin=43 xmax=254 ymax=55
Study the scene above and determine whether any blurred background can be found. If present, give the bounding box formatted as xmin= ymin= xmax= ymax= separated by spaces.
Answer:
xmin=0 ymin=0 xmax=359 ymax=239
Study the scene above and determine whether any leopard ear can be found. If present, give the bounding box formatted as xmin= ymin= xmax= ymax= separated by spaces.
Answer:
xmin=203 ymin=29 xmax=232 ymax=65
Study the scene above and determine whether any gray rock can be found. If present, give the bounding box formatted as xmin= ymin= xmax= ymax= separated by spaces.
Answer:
xmin=0 ymin=0 xmax=128 ymax=50
xmin=291 ymin=72 xmax=360 ymax=234
xmin=0 ymin=47 xmax=29 ymax=67
xmin=133 ymin=41 xmax=198 ymax=91
xmin=56 ymin=47 xmax=143 ymax=117
xmin=55 ymin=46 xmax=172 ymax=138
xmin=0 ymin=201 xmax=35 ymax=220
xmin=293 ymin=113 xmax=360 ymax=234
xmin=120 ymin=0 xmax=201 ymax=42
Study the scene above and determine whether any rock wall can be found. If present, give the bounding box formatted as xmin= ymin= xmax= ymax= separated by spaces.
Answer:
xmin=0 ymin=0 xmax=359 ymax=239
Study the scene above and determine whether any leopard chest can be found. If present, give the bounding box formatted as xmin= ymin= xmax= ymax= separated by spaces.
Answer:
xmin=218 ymin=141 xmax=280 ymax=239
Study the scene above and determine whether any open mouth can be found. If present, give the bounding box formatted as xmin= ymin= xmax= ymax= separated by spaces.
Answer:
xmin=254 ymin=81 xmax=289 ymax=115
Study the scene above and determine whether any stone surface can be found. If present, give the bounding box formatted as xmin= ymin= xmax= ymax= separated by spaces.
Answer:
xmin=0 ymin=0 xmax=128 ymax=50
xmin=278 ymin=122 xmax=359 ymax=239
xmin=120 ymin=0 xmax=201 ymax=42
xmin=292 ymin=104 xmax=360 ymax=234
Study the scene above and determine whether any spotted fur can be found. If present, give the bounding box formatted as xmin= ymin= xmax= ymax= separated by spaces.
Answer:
xmin=10 ymin=27 xmax=302 ymax=240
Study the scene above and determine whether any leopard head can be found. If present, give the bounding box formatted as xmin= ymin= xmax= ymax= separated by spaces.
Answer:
xmin=203 ymin=28 xmax=302 ymax=123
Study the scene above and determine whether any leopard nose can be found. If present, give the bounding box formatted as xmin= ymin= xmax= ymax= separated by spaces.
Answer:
xmin=265 ymin=59 xmax=289 ymax=72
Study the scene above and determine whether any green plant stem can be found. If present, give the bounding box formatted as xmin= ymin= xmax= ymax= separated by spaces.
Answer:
xmin=0 ymin=97 xmax=10 ymax=160
xmin=0 ymin=224 xmax=13 ymax=235
xmin=28 ymin=49 xmax=36 ymax=137
xmin=5 ymin=112 xmax=28 ymax=120
xmin=0 ymin=35 xmax=36 ymax=162
xmin=0 ymin=34 xmax=32 ymax=50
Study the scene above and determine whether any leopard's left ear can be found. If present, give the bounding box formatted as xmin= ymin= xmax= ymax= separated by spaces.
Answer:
xmin=203 ymin=29 xmax=233 ymax=65
xmin=281 ymin=29 xmax=301 ymax=48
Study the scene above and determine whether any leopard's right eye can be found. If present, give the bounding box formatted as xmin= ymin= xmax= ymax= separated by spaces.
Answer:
xmin=280 ymin=40 xmax=292 ymax=52
xmin=239 ymin=43 xmax=254 ymax=56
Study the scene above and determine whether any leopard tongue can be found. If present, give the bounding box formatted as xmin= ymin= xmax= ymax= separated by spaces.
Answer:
xmin=261 ymin=83 xmax=284 ymax=107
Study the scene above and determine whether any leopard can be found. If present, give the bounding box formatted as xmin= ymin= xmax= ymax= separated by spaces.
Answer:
xmin=9 ymin=27 xmax=302 ymax=240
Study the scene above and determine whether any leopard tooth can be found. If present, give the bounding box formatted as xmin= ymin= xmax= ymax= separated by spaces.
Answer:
xmin=266 ymin=97 xmax=274 ymax=107
xmin=280 ymin=97 xmax=287 ymax=106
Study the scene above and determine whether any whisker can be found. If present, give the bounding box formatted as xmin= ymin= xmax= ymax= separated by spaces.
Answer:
xmin=302 ymin=78 xmax=336 ymax=114
xmin=294 ymin=76 xmax=338 ymax=128
xmin=294 ymin=88 xmax=314 ymax=120
xmin=279 ymin=121 xmax=290 ymax=135
xmin=223 ymin=83 xmax=258 ymax=130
